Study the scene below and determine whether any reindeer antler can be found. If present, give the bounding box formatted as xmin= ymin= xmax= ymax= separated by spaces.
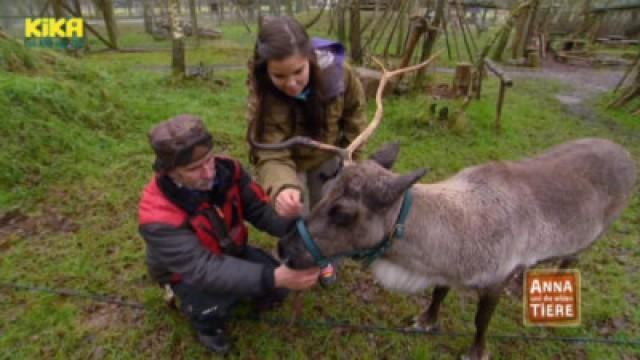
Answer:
xmin=345 ymin=51 xmax=442 ymax=161
xmin=248 ymin=119 xmax=349 ymax=158
xmin=248 ymin=51 xmax=442 ymax=162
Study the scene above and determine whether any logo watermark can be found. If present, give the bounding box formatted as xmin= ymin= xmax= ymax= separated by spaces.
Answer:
xmin=524 ymin=269 xmax=580 ymax=327
xmin=24 ymin=18 xmax=85 ymax=50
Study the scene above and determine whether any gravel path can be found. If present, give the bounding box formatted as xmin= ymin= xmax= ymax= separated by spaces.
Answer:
xmin=498 ymin=58 xmax=625 ymax=123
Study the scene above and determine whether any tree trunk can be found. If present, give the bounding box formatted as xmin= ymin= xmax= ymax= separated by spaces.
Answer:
xmin=485 ymin=1 xmax=531 ymax=63
xmin=304 ymin=0 xmax=328 ymax=29
xmin=247 ymin=2 xmax=255 ymax=21
xmin=99 ymin=0 xmax=119 ymax=49
xmin=52 ymin=0 xmax=65 ymax=17
xmin=511 ymin=4 xmax=528 ymax=59
xmin=1 ymin=0 xmax=12 ymax=31
xmin=578 ymin=0 xmax=592 ymax=36
xmin=384 ymin=0 xmax=406 ymax=59
xmin=271 ymin=0 xmax=281 ymax=15
xmin=189 ymin=0 xmax=200 ymax=47
xmin=453 ymin=0 xmax=473 ymax=61
xmin=219 ymin=0 xmax=225 ymax=21
xmin=28 ymin=0 xmax=38 ymax=17
xmin=169 ymin=0 xmax=186 ymax=77
xmin=350 ymin=0 xmax=362 ymax=63
xmin=481 ymin=8 xmax=487 ymax=28
xmin=91 ymin=0 xmax=101 ymax=18
xmin=337 ymin=0 xmax=346 ymax=45
xmin=158 ymin=0 xmax=169 ymax=15
xmin=492 ymin=24 xmax=511 ymax=61
xmin=72 ymin=0 xmax=87 ymax=49
xmin=328 ymin=4 xmax=336 ymax=34
xmin=414 ymin=0 xmax=445 ymax=86
xmin=442 ymin=14 xmax=452 ymax=60
xmin=399 ymin=17 xmax=427 ymax=69
xmin=521 ymin=0 xmax=538 ymax=61
xmin=368 ymin=0 xmax=400 ymax=52
xmin=285 ymin=0 xmax=294 ymax=16
xmin=395 ymin=0 xmax=410 ymax=56
xmin=143 ymin=0 xmax=154 ymax=33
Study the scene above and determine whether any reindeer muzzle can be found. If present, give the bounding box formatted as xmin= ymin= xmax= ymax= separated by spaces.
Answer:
xmin=296 ymin=218 xmax=333 ymax=267
xmin=294 ymin=190 xmax=414 ymax=267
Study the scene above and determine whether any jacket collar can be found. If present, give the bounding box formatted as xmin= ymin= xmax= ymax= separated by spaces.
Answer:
xmin=156 ymin=158 xmax=234 ymax=214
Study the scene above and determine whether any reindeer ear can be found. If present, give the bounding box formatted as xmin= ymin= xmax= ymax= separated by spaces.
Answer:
xmin=369 ymin=168 xmax=428 ymax=206
xmin=369 ymin=142 xmax=400 ymax=169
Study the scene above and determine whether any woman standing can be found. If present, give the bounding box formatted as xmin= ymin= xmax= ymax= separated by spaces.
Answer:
xmin=246 ymin=16 xmax=367 ymax=217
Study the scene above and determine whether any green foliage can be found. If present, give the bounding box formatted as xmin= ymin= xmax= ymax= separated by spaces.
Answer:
xmin=0 ymin=38 xmax=144 ymax=207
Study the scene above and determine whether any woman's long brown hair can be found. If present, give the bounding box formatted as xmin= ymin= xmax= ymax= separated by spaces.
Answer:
xmin=247 ymin=16 xmax=328 ymax=149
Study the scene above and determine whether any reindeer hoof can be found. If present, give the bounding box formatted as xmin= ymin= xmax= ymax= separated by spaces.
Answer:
xmin=408 ymin=316 xmax=439 ymax=333
xmin=460 ymin=351 xmax=490 ymax=360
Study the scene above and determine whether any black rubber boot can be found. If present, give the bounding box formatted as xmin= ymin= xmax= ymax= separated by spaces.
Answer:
xmin=197 ymin=328 xmax=230 ymax=354
xmin=255 ymin=287 xmax=289 ymax=312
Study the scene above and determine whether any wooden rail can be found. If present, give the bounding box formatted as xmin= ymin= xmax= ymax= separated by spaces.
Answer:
xmin=475 ymin=58 xmax=513 ymax=134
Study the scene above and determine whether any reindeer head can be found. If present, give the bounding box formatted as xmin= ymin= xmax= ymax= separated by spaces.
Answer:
xmin=278 ymin=143 xmax=428 ymax=269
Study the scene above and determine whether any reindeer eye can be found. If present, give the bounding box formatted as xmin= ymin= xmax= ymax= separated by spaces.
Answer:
xmin=328 ymin=204 xmax=358 ymax=226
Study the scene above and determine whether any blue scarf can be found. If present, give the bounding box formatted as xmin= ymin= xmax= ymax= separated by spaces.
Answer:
xmin=294 ymin=87 xmax=311 ymax=101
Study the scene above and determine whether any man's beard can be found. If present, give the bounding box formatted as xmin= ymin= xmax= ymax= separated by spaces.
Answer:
xmin=190 ymin=178 xmax=214 ymax=191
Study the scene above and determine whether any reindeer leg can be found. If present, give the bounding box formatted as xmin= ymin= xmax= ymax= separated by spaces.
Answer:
xmin=413 ymin=286 xmax=450 ymax=332
xmin=504 ymin=265 xmax=526 ymax=299
xmin=462 ymin=290 xmax=500 ymax=360
xmin=559 ymin=255 xmax=578 ymax=269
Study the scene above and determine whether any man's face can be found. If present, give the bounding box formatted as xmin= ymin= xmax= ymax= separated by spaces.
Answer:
xmin=267 ymin=54 xmax=310 ymax=97
xmin=169 ymin=150 xmax=216 ymax=191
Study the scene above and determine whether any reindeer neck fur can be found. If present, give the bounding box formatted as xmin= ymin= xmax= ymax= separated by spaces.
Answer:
xmin=371 ymin=181 xmax=490 ymax=293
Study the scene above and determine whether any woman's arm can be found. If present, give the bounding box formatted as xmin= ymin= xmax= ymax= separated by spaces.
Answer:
xmin=250 ymin=98 xmax=303 ymax=200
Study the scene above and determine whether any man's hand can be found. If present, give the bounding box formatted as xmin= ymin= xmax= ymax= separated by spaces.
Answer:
xmin=275 ymin=188 xmax=304 ymax=217
xmin=273 ymin=264 xmax=320 ymax=290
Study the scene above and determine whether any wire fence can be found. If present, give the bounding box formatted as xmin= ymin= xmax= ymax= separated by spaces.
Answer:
xmin=3 ymin=281 xmax=640 ymax=347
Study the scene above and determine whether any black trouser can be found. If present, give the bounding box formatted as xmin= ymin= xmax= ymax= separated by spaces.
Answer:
xmin=171 ymin=246 xmax=288 ymax=335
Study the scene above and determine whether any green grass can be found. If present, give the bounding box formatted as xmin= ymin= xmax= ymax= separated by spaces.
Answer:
xmin=1 ymin=20 xmax=640 ymax=360
xmin=593 ymin=91 xmax=640 ymax=131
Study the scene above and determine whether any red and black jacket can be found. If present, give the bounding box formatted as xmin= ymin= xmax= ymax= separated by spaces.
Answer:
xmin=138 ymin=157 xmax=294 ymax=296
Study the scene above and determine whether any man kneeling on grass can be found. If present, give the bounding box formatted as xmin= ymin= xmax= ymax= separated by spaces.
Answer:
xmin=138 ymin=114 xmax=320 ymax=354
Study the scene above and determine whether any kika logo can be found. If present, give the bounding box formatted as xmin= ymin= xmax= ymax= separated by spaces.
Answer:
xmin=24 ymin=18 xmax=85 ymax=49
xmin=524 ymin=269 xmax=580 ymax=327
xmin=25 ymin=18 xmax=84 ymax=38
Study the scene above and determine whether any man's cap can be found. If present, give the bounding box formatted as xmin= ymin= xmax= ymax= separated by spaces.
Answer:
xmin=148 ymin=114 xmax=213 ymax=172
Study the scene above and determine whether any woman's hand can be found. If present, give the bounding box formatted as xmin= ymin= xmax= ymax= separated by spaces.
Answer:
xmin=275 ymin=188 xmax=304 ymax=217
xmin=274 ymin=265 xmax=320 ymax=290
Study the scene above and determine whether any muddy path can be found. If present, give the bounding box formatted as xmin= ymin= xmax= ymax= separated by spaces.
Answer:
xmin=495 ymin=58 xmax=639 ymax=141
xmin=501 ymin=58 xmax=624 ymax=121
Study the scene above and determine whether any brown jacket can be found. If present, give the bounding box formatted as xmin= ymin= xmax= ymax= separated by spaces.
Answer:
xmin=248 ymin=61 xmax=368 ymax=199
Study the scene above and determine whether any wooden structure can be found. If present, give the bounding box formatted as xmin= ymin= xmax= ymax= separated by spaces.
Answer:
xmin=452 ymin=62 xmax=473 ymax=97
xmin=359 ymin=0 xmax=398 ymax=11
xmin=591 ymin=0 xmax=640 ymax=12
xmin=609 ymin=49 xmax=640 ymax=114
xmin=483 ymin=58 xmax=512 ymax=134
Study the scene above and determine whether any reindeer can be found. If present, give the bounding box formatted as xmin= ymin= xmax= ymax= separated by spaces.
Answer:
xmin=249 ymin=57 xmax=637 ymax=360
